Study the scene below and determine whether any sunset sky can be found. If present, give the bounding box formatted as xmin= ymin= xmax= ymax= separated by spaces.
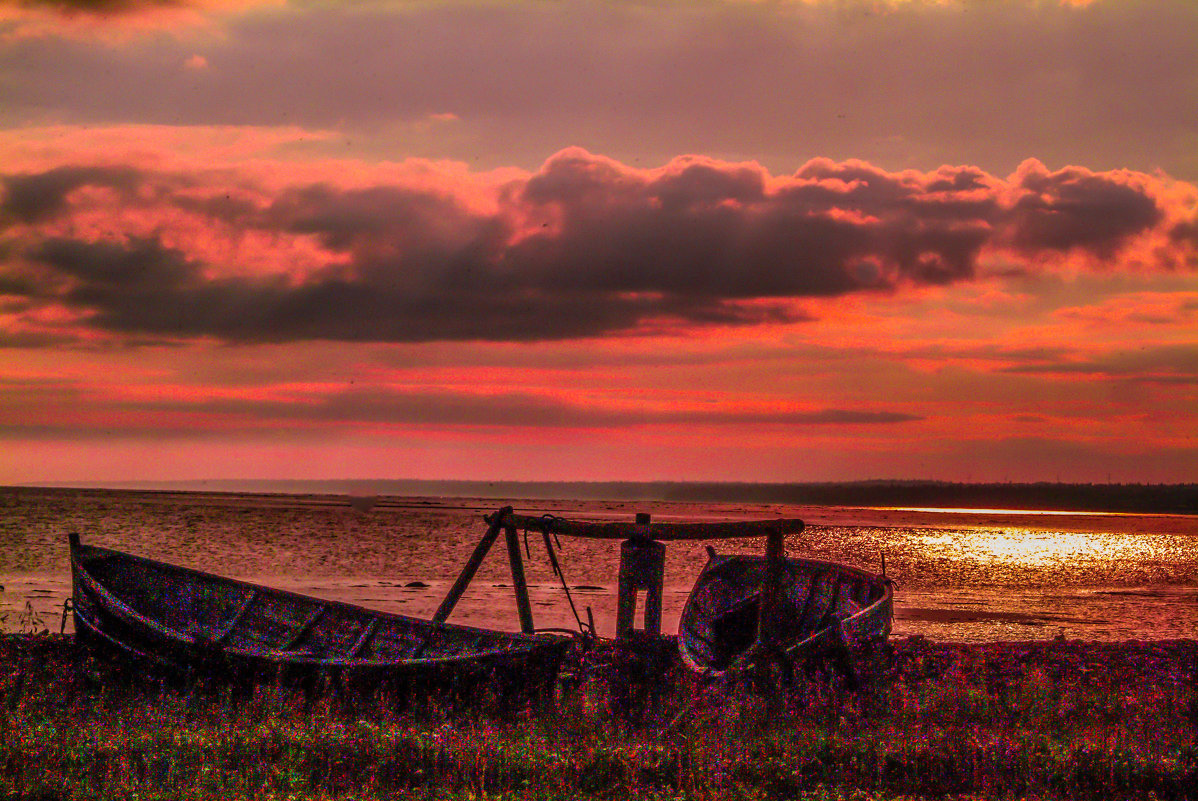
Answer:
xmin=1 ymin=0 xmax=1195 ymax=485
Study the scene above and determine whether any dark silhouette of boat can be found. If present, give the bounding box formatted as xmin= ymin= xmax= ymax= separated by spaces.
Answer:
xmin=678 ymin=551 xmax=892 ymax=679
xmin=68 ymin=533 xmax=569 ymax=693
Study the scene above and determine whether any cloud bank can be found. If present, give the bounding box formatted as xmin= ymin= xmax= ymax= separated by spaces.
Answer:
xmin=4 ymin=0 xmax=1195 ymax=184
xmin=2 ymin=149 xmax=1195 ymax=345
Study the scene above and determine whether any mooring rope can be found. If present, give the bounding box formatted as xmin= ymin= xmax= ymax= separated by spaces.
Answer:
xmin=528 ymin=514 xmax=590 ymax=636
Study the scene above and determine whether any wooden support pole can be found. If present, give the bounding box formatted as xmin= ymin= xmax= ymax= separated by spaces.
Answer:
xmin=432 ymin=506 xmax=510 ymax=625
xmin=755 ymin=527 xmax=785 ymax=649
xmin=615 ymin=513 xmax=666 ymax=638
xmin=504 ymin=524 xmax=535 ymax=633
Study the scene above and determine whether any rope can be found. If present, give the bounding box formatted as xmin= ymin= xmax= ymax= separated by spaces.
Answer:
xmin=528 ymin=515 xmax=590 ymax=636
xmin=59 ymin=598 xmax=73 ymax=634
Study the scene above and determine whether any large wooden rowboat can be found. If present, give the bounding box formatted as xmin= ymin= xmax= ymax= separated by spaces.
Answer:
xmin=678 ymin=552 xmax=892 ymax=679
xmin=68 ymin=533 xmax=569 ymax=692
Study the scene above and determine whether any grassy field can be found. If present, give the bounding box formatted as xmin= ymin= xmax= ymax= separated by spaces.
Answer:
xmin=1 ymin=633 xmax=1196 ymax=800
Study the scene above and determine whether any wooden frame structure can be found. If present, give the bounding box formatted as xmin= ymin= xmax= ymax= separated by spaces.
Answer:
xmin=433 ymin=507 xmax=805 ymax=642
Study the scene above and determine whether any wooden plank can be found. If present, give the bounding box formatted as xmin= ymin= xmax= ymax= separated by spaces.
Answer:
xmin=499 ymin=512 xmax=803 ymax=541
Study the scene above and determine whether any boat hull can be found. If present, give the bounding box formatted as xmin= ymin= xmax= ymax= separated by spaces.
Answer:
xmin=69 ymin=536 xmax=569 ymax=691
xmin=678 ymin=553 xmax=892 ymax=678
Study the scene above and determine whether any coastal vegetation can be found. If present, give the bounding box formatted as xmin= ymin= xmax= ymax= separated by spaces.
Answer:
xmin=2 ymin=634 xmax=1195 ymax=800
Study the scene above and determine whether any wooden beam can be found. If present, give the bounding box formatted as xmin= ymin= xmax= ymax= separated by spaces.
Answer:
xmin=498 ymin=512 xmax=803 ymax=542
xmin=432 ymin=506 xmax=510 ymax=625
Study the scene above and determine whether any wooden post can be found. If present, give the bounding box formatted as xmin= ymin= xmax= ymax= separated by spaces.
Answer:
xmin=615 ymin=513 xmax=666 ymax=638
xmin=504 ymin=524 xmax=535 ymax=633
xmin=432 ymin=506 xmax=510 ymax=625
xmin=755 ymin=527 xmax=785 ymax=648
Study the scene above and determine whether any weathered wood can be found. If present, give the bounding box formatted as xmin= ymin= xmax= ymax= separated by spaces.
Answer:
xmin=755 ymin=529 xmax=785 ymax=647
xmin=281 ymin=603 xmax=326 ymax=650
xmin=215 ymin=589 xmax=258 ymax=645
xmin=678 ymin=554 xmax=892 ymax=680
xmin=347 ymin=619 xmax=378 ymax=658
xmin=432 ymin=506 xmax=511 ymax=625
xmin=615 ymin=536 xmax=666 ymax=637
xmin=68 ymin=532 xmax=568 ymax=679
xmin=504 ymin=524 xmax=535 ymax=634
xmin=498 ymin=512 xmax=804 ymax=541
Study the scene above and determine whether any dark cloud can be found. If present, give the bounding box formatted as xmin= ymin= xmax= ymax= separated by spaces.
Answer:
xmin=1008 ymin=163 xmax=1163 ymax=258
xmin=1 ymin=165 xmax=144 ymax=223
xmin=13 ymin=0 xmax=195 ymax=16
xmin=2 ymin=150 xmax=1192 ymax=344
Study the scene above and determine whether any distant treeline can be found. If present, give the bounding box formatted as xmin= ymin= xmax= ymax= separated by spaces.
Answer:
xmin=43 ymin=478 xmax=1198 ymax=515
xmin=651 ymin=480 xmax=1198 ymax=515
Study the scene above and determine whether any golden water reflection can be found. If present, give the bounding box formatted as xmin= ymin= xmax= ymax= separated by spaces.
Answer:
xmin=885 ymin=525 xmax=1194 ymax=589
xmin=917 ymin=529 xmax=1137 ymax=568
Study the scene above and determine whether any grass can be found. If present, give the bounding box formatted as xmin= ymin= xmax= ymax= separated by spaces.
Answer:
xmin=1 ymin=633 xmax=1196 ymax=800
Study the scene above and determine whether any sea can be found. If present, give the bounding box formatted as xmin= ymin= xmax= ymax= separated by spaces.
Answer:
xmin=2 ymin=486 xmax=1196 ymax=643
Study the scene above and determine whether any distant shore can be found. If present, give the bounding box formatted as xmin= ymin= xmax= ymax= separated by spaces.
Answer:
xmin=10 ymin=479 xmax=1198 ymax=515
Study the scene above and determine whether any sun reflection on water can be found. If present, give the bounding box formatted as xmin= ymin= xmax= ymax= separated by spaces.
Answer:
xmin=917 ymin=528 xmax=1141 ymax=568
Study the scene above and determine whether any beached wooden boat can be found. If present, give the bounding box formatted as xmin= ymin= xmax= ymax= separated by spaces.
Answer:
xmin=68 ymin=533 xmax=569 ymax=693
xmin=678 ymin=551 xmax=892 ymax=679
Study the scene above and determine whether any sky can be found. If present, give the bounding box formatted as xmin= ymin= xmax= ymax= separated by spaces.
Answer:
xmin=0 ymin=0 xmax=1195 ymax=486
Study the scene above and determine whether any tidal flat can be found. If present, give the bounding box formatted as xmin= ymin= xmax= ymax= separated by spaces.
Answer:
xmin=2 ymin=633 xmax=1196 ymax=800
xmin=4 ymin=486 xmax=1198 ymax=643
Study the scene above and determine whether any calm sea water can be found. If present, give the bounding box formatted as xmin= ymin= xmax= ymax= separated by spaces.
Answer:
xmin=2 ymin=486 xmax=1196 ymax=642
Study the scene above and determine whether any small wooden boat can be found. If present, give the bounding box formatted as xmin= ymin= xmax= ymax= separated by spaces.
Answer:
xmin=68 ymin=533 xmax=569 ymax=693
xmin=678 ymin=551 xmax=892 ymax=679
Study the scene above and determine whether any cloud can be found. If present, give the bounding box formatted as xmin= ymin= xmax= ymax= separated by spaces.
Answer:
xmin=1 ymin=149 xmax=1194 ymax=345
xmin=1053 ymin=292 xmax=1198 ymax=328
xmin=999 ymin=344 xmax=1198 ymax=385
xmin=2 ymin=0 xmax=1195 ymax=182
xmin=1 ymin=164 xmax=143 ymax=222
xmin=4 ymin=0 xmax=270 ymax=19
xmin=0 ymin=377 xmax=922 ymax=438
xmin=0 ymin=0 xmax=278 ymax=43
xmin=1006 ymin=160 xmax=1166 ymax=259
xmin=13 ymin=0 xmax=191 ymax=13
